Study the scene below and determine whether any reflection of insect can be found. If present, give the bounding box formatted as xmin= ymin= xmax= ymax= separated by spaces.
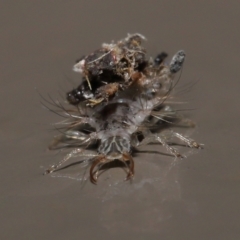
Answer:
xmin=44 ymin=34 xmax=202 ymax=184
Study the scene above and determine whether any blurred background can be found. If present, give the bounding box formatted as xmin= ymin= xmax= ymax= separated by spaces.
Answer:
xmin=1 ymin=1 xmax=240 ymax=239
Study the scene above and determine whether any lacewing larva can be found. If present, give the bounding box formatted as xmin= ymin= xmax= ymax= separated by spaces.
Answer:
xmin=44 ymin=34 xmax=203 ymax=184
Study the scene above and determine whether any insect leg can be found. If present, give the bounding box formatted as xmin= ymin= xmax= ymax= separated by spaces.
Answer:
xmin=49 ymin=130 xmax=90 ymax=150
xmin=45 ymin=148 xmax=84 ymax=174
xmin=171 ymin=132 xmax=203 ymax=149
xmin=139 ymin=133 xmax=184 ymax=158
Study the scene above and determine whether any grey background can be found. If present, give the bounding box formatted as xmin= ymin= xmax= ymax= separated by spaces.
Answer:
xmin=1 ymin=1 xmax=240 ymax=239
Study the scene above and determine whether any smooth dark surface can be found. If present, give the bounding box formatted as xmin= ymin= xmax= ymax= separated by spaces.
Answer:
xmin=1 ymin=1 xmax=240 ymax=239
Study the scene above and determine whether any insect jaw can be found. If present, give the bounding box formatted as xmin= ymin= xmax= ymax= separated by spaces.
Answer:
xmin=89 ymin=152 xmax=134 ymax=184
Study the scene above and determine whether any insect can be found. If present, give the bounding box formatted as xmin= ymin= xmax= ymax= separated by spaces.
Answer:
xmin=44 ymin=34 xmax=202 ymax=184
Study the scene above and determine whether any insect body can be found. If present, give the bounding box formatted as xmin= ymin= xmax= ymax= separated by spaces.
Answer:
xmin=45 ymin=35 xmax=202 ymax=184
